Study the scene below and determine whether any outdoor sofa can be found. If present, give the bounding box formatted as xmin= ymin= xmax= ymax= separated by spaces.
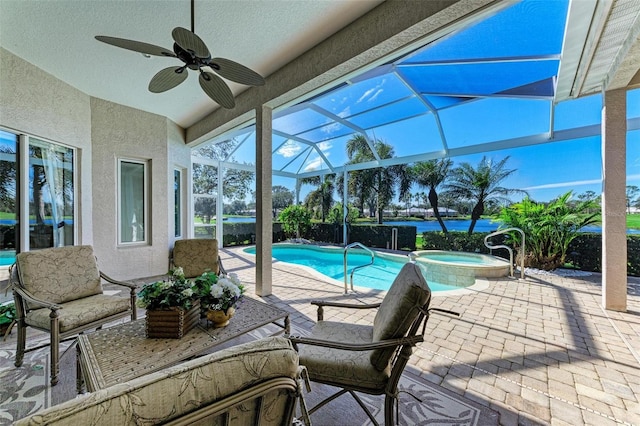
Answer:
xmin=15 ymin=337 xmax=304 ymax=425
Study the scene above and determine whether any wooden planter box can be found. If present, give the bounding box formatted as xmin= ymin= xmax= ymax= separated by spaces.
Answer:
xmin=145 ymin=300 xmax=200 ymax=339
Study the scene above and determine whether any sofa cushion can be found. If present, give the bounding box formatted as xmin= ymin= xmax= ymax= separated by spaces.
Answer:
xmin=15 ymin=337 xmax=299 ymax=425
xmin=173 ymin=239 xmax=220 ymax=278
xmin=16 ymin=245 xmax=103 ymax=306
xmin=298 ymin=321 xmax=390 ymax=391
xmin=370 ymin=262 xmax=431 ymax=371
xmin=25 ymin=294 xmax=132 ymax=332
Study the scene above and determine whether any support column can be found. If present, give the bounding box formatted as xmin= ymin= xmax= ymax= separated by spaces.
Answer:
xmin=602 ymin=88 xmax=627 ymax=311
xmin=256 ymin=106 xmax=273 ymax=296
xmin=216 ymin=162 xmax=223 ymax=245
xmin=343 ymin=169 xmax=348 ymax=246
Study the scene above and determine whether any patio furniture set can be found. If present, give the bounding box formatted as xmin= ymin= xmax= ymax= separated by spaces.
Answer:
xmin=7 ymin=240 xmax=442 ymax=425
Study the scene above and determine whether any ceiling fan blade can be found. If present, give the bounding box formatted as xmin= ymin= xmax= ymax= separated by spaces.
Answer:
xmin=95 ymin=36 xmax=175 ymax=57
xmin=209 ymin=58 xmax=265 ymax=86
xmin=172 ymin=27 xmax=210 ymax=59
xmin=199 ymin=71 xmax=235 ymax=109
xmin=149 ymin=66 xmax=188 ymax=93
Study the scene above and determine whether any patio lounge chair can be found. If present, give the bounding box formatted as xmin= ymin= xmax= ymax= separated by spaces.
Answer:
xmin=170 ymin=238 xmax=226 ymax=277
xmin=289 ymin=262 xmax=456 ymax=425
xmin=9 ymin=245 xmax=137 ymax=386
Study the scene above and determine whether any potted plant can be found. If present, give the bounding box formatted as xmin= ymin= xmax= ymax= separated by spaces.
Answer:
xmin=193 ymin=271 xmax=245 ymax=328
xmin=0 ymin=301 xmax=16 ymax=338
xmin=137 ymin=267 xmax=200 ymax=338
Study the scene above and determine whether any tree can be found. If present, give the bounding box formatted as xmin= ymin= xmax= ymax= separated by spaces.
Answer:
xmin=192 ymin=140 xmax=255 ymax=223
xmin=278 ymin=205 xmax=312 ymax=239
xmin=444 ymin=156 xmax=527 ymax=234
xmin=302 ymin=174 xmax=335 ymax=222
xmin=344 ymin=135 xmax=411 ymax=224
xmin=498 ymin=191 xmax=600 ymax=270
xmin=626 ymin=185 xmax=639 ymax=213
xmin=411 ymin=159 xmax=452 ymax=232
xmin=272 ymin=185 xmax=294 ymax=217
xmin=0 ymin=146 xmax=16 ymax=214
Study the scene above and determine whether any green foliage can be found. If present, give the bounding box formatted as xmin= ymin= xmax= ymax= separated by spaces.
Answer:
xmin=566 ymin=234 xmax=640 ymax=276
xmin=327 ymin=203 xmax=359 ymax=225
xmin=278 ymin=205 xmax=312 ymax=238
xmin=136 ymin=268 xmax=197 ymax=310
xmin=444 ymin=156 xmax=526 ymax=234
xmin=0 ymin=302 xmax=16 ymax=326
xmin=421 ymin=231 xmax=504 ymax=255
xmin=193 ymin=272 xmax=244 ymax=312
xmin=349 ymin=224 xmax=416 ymax=251
xmin=497 ymin=191 xmax=600 ymax=270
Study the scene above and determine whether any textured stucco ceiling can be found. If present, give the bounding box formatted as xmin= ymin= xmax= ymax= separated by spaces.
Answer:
xmin=0 ymin=0 xmax=383 ymax=128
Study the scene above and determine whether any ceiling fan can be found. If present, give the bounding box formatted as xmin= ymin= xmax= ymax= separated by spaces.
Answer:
xmin=95 ymin=0 xmax=265 ymax=109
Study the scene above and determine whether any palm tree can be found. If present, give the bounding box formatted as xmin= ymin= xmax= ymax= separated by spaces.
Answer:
xmin=444 ymin=156 xmax=527 ymax=234
xmin=411 ymin=159 xmax=452 ymax=232
xmin=302 ymin=174 xmax=335 ymax=222
xmin=344 ymin=135 xmax=410 ymax=224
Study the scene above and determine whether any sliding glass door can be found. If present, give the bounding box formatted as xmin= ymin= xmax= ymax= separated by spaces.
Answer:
xmin=0 ymin=131 xmax=17 ymax=265
xmin=29 ymin=138 xmax=74 ymax=249
xmin=0 ymin=130 xmax=76 ymax=265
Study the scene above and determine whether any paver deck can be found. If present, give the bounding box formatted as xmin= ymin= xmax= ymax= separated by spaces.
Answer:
xmin=220 ymin=246 xmax=640 ymax=426
xmin=2 ymin=246 xmax=639 ymax=425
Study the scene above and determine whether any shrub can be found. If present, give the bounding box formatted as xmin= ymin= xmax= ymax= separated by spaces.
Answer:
xmin=278 ymin=205 xmax=312 ymax=239
xmin=497 ymin=191 xmax=600 ymax=270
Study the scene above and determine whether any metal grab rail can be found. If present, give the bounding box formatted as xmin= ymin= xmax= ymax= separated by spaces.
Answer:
xmin=484 ymin=227 xmax=525 ymax=279
xmin=343 ymin=242 xmax=375 ymax=293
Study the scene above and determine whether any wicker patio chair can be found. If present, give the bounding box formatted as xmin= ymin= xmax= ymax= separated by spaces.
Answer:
xmin=9 ymin=245 xmax=137 ymax=386
xmin=289 ymin=262 xmax=457 ymax=426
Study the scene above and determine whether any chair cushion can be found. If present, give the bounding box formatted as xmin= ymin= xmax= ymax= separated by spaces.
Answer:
xmin=15 ymin=337 xmax=298 ymax=426
xmin=173 ymin=239 xmax=220 ymax=278
xmin=370 ymin=262 xmax=431 ymax=371
xmin=25 ymin=294 xmax=131 ymax=333
xmin=16 ymin=246 xmax=103 ymax=306
xmin=298 ymin=321 xmax=390 ymax=392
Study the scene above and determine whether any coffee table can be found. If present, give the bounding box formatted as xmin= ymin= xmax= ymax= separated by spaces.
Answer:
xmin=76 ymin=297 xmax=290 ymax=392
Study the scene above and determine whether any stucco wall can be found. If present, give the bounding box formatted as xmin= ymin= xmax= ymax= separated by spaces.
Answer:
xmin=0 ymin=48 xmax=93 ymax=246
xmin=90 ymin=98 xmax=177 ymax=279
xmin=0 ymin=47 xmax=191 ymax=280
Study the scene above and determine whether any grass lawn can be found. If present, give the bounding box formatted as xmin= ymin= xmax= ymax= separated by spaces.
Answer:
xmin=627 ymin=214 xmax=640 ymax=229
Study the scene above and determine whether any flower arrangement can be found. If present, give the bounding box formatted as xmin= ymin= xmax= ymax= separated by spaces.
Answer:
xmin=136 ymin=267 xmax=197 ymax=311
xmin=193 ymin=271 xmax=245 ymax=313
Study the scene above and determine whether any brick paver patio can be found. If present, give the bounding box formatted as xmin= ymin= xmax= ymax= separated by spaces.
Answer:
xmin=1 ymin=246 xmax=638 ymax=425
xmin=220 ymin=246 xmax=640 ymax=426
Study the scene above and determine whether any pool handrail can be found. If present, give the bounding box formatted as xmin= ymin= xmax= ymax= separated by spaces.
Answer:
xmin=484 ymin=227 xmax=525 ymax=279
xmin=343 ymin=242 xmax=375 ymax=294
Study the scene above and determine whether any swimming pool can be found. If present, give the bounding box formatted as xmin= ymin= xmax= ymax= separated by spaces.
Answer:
xmin=243 ymin=244 xmax=478 ymax=292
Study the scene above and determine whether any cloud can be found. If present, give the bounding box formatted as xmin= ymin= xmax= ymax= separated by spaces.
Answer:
xmin=369 ymin=89 xmax=383 ymax=102
xmin=357 ymin=88 xmax=377 ymax=103
xmin=317 ymin=141 xmax=333 ymax=152
xmin=356 ymin=78 xmax=386 ymax=103
xmin=276 ymin=141 xmax=301 ymax=158
xmin=304 ymin=157 xmax=324 ymax=172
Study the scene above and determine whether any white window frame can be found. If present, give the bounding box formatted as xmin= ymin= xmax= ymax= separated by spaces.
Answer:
xmin=117 ymin=158 xmax=149 ymax=246
xmin=174 ymin=168 xmax=184 ymax=239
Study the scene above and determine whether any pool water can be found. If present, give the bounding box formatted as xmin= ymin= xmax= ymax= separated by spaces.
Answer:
xmin=0 ymin=251 xmax=15 ymax=267
xmin=244 ymin=244 xmax=471 ymax=292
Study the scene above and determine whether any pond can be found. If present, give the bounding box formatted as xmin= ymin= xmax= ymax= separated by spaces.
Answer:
xmin=224 ymin=217 xmax=640 ymax=234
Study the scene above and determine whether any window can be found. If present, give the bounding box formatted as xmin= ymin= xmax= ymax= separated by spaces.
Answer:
xmin=118 ymin=159 xmax=147 ymax=244
xmin=0 ymin=130 xmax=76 ymax=263
xmin=29 ymin=138 xmax=75 ymax=249
xmin=0 ymin=130 xmax=17 ymax=264
xmin=174 ymin=169 xmax=182 ymax=238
